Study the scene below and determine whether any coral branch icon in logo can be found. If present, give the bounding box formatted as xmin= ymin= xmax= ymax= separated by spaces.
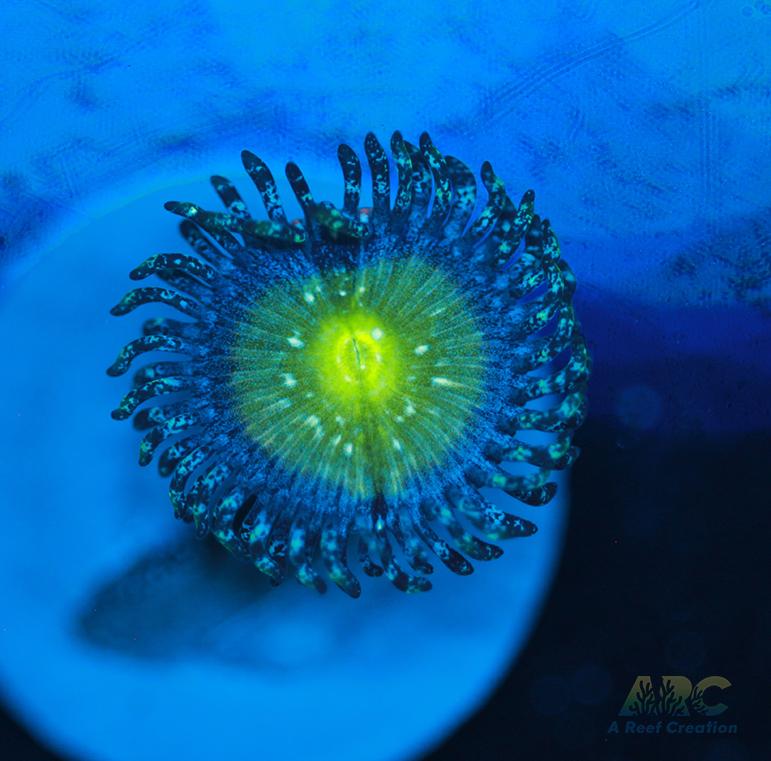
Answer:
xmin=607 ymin=676 xmax=737 ymax=736
xmin=620 ymin=675 xmax=729 ymax=717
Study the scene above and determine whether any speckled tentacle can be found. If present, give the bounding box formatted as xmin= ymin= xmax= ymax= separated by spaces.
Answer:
xmin=129 ymin=252 xmax=217 ymax=284
xmin=110 ymin=287 xmax=202 ymax=318
xmin=288 ymin=514 xmax=327 ymax=593
xmin=240 ymin=500 xmax=283 ymax=582
xmin=367 ymin=518 xmax=432 ymax=594
xmin=321 ymin=525 xmax=361 ymax=597
xmin=138 ymin=411 xmax=202 ymax=466
xmin=447 ymin=487 xmax=538 ymax=541
xmin=468 ymin=161 xmax=507 ymax=249
xmin=365 ymin=132 xmax=390 ymax=228
xmin=211 ymin=175 xmax=252 ymax=219
xmin=426 ymin=498 xmax=503 ymax=561
xmin=187 ymin=458 xmax=240 ymax=536
xmin=403 ymin=140 xmax=432 ymax=226
xmin=241 ymin=150 xmax=288 ymax=224
xmin=337 ymin=143 xmax=362 ymax=218
xmin=169 ymin=440 xmax=214 ymax=521
xmin=389 ymin=131 xmax=413 ymax=228
xmin=419 ymin=132 xmax=451 ymax=228
xmin=484 ymin=434 xmax=579 ymax=470
xmin=211 ymin=484 xmax=251 ymax=556
xmin=111 ymin=376 xmax=192 ymax=420
xmin=106 ymin=334 xmax=192 ymax=377
xmin=410 ymin=509 xmax=474 ymax=576
xmin=444 ymin=155 xmax=477 ymax=239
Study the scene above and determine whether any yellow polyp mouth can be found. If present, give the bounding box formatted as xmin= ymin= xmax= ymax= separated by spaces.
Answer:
xmin=313 ymin=312 xmax=400 ymax=406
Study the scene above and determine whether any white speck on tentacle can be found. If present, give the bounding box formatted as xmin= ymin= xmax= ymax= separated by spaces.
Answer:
xmin=414 ymin=344 xmax=429 ymax=355
xmin=288 ymin=334 xmax=304 ymax=348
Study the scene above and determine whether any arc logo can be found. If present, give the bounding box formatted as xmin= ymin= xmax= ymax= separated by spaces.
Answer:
xmin=608 ymin=676 xmax=737 ymax=736
xmin=619 ymin=675 xmax=730 ymax=717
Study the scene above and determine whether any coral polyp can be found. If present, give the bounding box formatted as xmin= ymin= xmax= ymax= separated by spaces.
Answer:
xmin=107 ymin=131 xmax=590 ymax=597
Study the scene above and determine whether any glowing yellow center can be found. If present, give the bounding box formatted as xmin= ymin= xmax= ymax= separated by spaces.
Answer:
xmin=313 ymin=313 xmax=399 ymax=405
xmin=231 ymin=256 xmax=485 ymax=498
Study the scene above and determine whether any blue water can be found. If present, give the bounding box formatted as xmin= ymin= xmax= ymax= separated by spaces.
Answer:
xmin=0 ymin=2 xmax=769 ymax=760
